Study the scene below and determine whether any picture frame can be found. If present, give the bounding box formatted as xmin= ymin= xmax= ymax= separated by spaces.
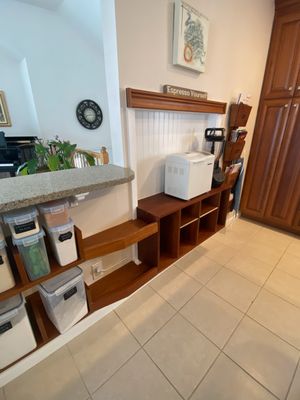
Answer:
xmin=173 ymin=0 xmax=209 ymax=73
xmin=0 ymin=91 xmax=12 ymax=127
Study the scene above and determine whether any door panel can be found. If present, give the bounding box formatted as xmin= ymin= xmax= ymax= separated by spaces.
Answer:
xmin=241 ymin=99 xmax=291 ymax=218
xmin=264 ymin=98 xmax=300 ymax=227
xmin=263 ymin=14 xmax=300 ymax=99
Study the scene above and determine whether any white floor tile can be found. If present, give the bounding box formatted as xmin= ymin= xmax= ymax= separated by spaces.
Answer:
xmin=191 ymin=353 xmax=277 ymax=400
xmin=207 ymin=268 xmax=260 ymax=312
xmin=68 ymin=312 xmax=140 ymax=393
xmin=145 ymin=314 xmax=219 ymax=399
xmin=197 ymin=242 xmax=236 ymax=265
xmin=0 ymin=388 xmax=5 ymax=400
xmin=224 ymin=317 xmax=299 ymax=399
xmin=150 ymin=265 xmax=201 ymax=310
xmin=4 ymin=347 xmax=89 ymax=400
xmin=248 ymin=289 xmax=300 ymax=349
xmin=265 ymin=269 xmax=300 ymax=307
xmin=92 ymin=350 xmax=182 ymax=400
xmin=176 ymin=253 xmax=222 ymax=285
xmin=225 ymin=253 xmax=273 ymax=286
xmin=241 ymin=241 xmax=284 ymax=266
xmin=115 ymin=285 xmax=176 ymax=344
xmin=287 ymin=241 xmax=300 ymax=258
xmin=180 ymin=287 xmax=243 ymax=348
xmin=277 ymin=253 xmax=300 ymax=280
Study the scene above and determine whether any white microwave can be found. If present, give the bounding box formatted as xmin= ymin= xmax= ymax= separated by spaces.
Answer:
xmin=164 ymin=151 xmax=215 ymax=200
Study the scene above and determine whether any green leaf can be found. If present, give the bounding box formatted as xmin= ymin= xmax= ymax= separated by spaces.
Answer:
xmin=19 ymin=166 xmax=28 ymax=176
xmin=47 ymin=155 xmax=60 ymax=171
xmin=63 ymin=158 xmax=73 ymax=169
xmin=27 ymin=158 xmax=38 ymax=174
xmin=35 ymin=143 xmax=47 ymax=156
xmin=78 ymin=151 xmax=96 ymax=166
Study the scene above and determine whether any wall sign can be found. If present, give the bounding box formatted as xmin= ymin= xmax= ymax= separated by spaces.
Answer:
xmin=76 ymin=100 xmax=103 ymax=130
xmin=173 ymin=0 xmax=209 ymax=73
xmin=163 ymin=85 xmax=207 ymax=99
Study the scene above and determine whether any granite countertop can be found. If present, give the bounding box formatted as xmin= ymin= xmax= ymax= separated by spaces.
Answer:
xmin=0 ymin=165 xmax=134 ymax=213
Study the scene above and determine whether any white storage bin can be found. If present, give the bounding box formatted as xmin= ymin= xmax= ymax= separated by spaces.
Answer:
xmin=38 ymin=200 xmax=70 ymax=228
xmin=0 ymin=294 xmax=37 ymax=369
xmin=46 ymin=220 xmax=77 ymax=266
xmin=3 ymin=207 xmax=40 ymax=239
xmin=38 ymin=267 xmax=87 ymax=333
xmin=0 ymin=240 xmax=15 ymax=293
xmin=13 ymin=230 xmax=50 ymax=281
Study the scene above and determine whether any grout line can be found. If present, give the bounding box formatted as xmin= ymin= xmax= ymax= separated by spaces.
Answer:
xmin=284 ymin=356 xmax=300 ymax=400
xmin=220 ymin=352 xmax=281 ymax=400
xmin=65 ymin=345 xmax=91 ymax=397
xmin=140 ymin=348 xmax=185 ymax=400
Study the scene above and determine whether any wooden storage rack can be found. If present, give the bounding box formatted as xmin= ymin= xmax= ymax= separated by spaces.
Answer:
xmin=0 ymin=218 xmax=159 ymax=373
xmin=137 ymin=184 xmax=231 ymax=271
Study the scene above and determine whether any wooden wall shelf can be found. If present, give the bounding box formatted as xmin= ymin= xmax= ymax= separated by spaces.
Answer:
xmin=86 ymin=261 xmax=158 ymax=312
xmin=126 ymin=88 xmax=227 ymax=114
xmin=83 ymin=219 xmax=158 ymax=260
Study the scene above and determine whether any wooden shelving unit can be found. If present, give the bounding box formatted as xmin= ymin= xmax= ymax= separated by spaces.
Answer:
xmin=126 ymin=88 xmax=227 ymax=114
xmin=138 ymin=184 xmax=231 ymax=271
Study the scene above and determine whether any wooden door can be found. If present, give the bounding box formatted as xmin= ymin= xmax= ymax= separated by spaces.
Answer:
xmin=262 ymin=13 xmax=300 ymax=99
xmin=264 ymin=98 xmax=300 ymax=230
xmin=241 ymin=98 xmax=291 ymax=219
xmin=294 ymin=70 xmax=300 ymax=97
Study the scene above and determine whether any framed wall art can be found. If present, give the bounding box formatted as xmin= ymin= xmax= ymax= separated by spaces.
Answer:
xmin=173 ymin=0 xmax=209 ymax=73
xmin=0 ymin=91 xmax=11 ymax=127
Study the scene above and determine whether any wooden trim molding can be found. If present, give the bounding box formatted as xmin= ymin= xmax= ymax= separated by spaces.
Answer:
xmin=126 ymin=88 xmax=227 ymax=114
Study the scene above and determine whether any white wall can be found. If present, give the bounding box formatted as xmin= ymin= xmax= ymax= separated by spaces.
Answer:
xmin=115 ymin=0 xmax=275 ymax=197
xmin=0 ymin=0 xmax=123 ymax=159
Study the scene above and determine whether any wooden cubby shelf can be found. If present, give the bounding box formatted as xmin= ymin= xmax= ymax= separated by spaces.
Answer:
xmin=138 ymin=184 xmax=231 ymax=271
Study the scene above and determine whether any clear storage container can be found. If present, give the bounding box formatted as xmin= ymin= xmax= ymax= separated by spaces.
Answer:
xmin=38 ymin=200 xmax=70 ymax=228
xmin=0 ymin=240 xmax=15 ymax=293
xmin=13 ymin=230 xmax=50 ymax=281
xmin=46 ymin=220 xmax=78 ymax=266
xmin=3 ymin=207 xmax=40 ymax=239
xmin=38 ymin=267 xmax=87 ymax=333
xmin=0 ymin=294 xmax=37 ymax=369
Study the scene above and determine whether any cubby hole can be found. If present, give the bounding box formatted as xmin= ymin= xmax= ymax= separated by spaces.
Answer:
xmin=160 ymin=212 xmax=180 ymax=261
xmin=200 ymin=193 xmax=220 ymax=217
xmin=180 ymin=203 xmax=200 ymax=228
xmin=180 ymin=220 xmax=198 ymax=256
xmin=198 ymin=209 xmax=219 ymax=243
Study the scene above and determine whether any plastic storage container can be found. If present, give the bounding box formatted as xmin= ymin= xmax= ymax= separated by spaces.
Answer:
xmin=0 ymin=223 xmax=4 ymax=241
xmin=13 ymin=230 xmax=50 ymax=281
xmin=3 ymin=207 xmax=40 ymax=239
xmin=0 ymin=294 xmax=37 ymax=369
xmin=46 ymin=220 xmax=77 ymax=266
xmin=0 ymin=240 xmax=15 ymax=293
xmin=38 ymin=200 xmax=70 ymax=228
xmin=38 ymin=267 xmax=87 ymax=333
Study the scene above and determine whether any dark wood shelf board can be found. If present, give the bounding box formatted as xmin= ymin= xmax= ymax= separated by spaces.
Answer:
xmin=200 ymin=204 xmax=219 ymax=217
xmin=83 ymin=219 xmax=158 ymax=260
xmin=86 ymin=261 xmax=157 ymax=311
xmin=198 ymin=230 xmax=215 ymax=244
xmin=126 ymin=88 xmax=227 ymax=114
xmin=180 ymin=215 xmax=198 ymax=228
xmin=138 ymin=185 xmax=230 ymax=219
xmin=159 ymin=253 xmax=177 ymax=271
xmin=179 ymin=242 xmax=196 ymax=257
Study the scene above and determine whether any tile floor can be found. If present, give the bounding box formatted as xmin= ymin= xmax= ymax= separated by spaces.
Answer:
xmin=1 ymin=218 xmax=300 ymax=400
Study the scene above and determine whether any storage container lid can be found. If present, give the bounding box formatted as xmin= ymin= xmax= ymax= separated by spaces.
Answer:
xmin=166 ymin=151 xmax=214 ymax=164
xmin=0 ymin=239 xmax=6 ymax=250
xmin=0 ymin=294 xmax=24 ymax=318
xmin=3 ymin=207 xmax=38 ymax=225
xmin=13 ymin=229 xmax=45 ymax=247
xmin=46 ymin=219 xmax=74 ymax=234
xmin=39 ymin=266 xmax=82 ymax=295
xmin=38 ymin=199 xmax=69 ymax=215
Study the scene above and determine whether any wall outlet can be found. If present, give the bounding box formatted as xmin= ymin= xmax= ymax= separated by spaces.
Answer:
xmin=91 ymin=261 xmax=103 ymax=280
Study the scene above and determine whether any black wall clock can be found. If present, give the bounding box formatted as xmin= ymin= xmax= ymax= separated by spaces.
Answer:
xmin=76 ymin=99 xmax=103 ymax=130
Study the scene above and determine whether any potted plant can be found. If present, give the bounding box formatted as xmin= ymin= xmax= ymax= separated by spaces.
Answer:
xmin=19 ymin=137 xmax=95 ymax=175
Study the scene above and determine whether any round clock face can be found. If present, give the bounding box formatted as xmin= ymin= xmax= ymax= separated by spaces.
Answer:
xmin=76 ymin=100 xmax=103 ymax=130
